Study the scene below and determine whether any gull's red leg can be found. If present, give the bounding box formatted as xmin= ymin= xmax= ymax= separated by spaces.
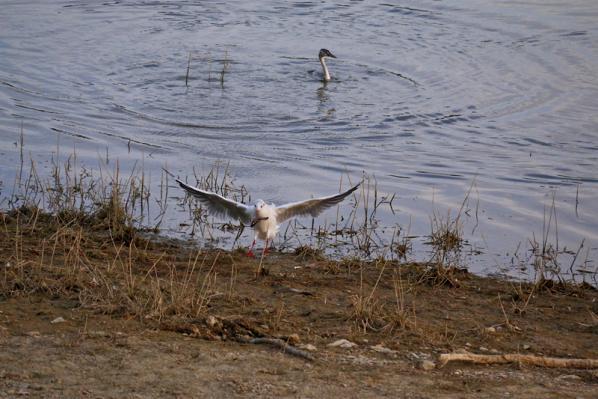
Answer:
xmin=247 ymin=239 xmax=256 ymax=258
xmin=262 ymin=238 xmax=269 ymax=257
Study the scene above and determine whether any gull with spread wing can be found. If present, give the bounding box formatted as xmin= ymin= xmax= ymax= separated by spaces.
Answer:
xmin=177 ymin=179 xmax=360 ymax=257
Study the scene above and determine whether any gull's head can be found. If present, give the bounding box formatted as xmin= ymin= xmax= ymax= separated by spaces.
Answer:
xmin=255 ymin=200 xmax=266 ymax=211
xmin=319 ymin=48 xmax=336 ymax=60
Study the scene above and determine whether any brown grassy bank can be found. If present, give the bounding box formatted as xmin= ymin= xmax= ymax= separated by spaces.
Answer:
xmin=1 ymin=206 xmax=597 ymax=397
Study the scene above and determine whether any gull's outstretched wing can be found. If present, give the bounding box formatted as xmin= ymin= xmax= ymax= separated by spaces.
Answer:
xmin=176 ymin=179 xmax=253 ymax=224
xmin=275 ymin=183 xmax=360 ymax=224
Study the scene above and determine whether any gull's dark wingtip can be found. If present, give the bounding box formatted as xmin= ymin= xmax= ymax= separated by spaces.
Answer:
xmin=175 ymin=178 xmax=188 ymax=189
xmin=334 ymin=181 xmax=361 ymax=201
xmin=348 ymin=181 xmax=361 ymax=193
xmin=175 ymin=178 xmax=201 ymax=196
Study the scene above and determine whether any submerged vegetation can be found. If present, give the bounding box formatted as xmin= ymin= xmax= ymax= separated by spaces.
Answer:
xmin=184 ymin=48 xmax=231 ymax=89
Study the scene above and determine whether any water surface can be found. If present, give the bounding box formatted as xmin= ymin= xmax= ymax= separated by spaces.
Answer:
xmin=1 ymin=0 xmax=597 ymax=278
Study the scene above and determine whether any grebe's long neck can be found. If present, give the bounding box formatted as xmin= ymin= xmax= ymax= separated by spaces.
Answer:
xmin=320 ymin=57 xmax=331 ymax=81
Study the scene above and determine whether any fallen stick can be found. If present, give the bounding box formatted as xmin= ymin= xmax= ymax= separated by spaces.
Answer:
xmin=439 ymin=353 xmax=598 ymax=369
xmin=238 ymin=337 xmax=315 ymax=361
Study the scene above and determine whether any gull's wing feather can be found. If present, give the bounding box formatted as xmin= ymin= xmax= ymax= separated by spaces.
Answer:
xmin=176 ymin=179 xmax=253 ymax=224
xmin=275 ymin=183 xmax=360 ymax=224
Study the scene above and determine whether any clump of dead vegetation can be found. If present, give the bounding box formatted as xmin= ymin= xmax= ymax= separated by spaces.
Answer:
xmin=418 ymin=204 xmax=468 ymax=287
xmin=507 ymin=193 xmax=595 ymax=293
xmin=184 ymin=48 xmax=232 ymax=89
xmin=348 ymin=257 xmax=419 ymax=335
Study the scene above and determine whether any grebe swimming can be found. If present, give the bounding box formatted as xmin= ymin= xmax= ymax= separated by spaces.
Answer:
xmin=318 ymin=48 xmax=337 ymax=82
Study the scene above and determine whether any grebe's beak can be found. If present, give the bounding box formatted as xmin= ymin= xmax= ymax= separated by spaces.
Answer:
xmin=329 ymin=52 xmax=337 ymax=58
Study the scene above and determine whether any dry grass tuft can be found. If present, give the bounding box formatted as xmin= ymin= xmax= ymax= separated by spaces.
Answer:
xmin=349 ymin=261 xmax=385 ymax=333
xmin=416 ymin=265 xmax=468 ymax=288
xmin=294 ymin=245 xmax=324 ymax=261
xmin=381 ymin=269 xmax=417 ymax=333
xmin=429 ymin=212 xmax=463 ymax=253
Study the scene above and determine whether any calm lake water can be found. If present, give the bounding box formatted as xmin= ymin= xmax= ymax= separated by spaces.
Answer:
xmin=1 ymin=1 xmax=597 ymax=278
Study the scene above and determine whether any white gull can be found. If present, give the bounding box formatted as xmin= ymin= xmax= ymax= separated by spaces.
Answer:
xmin=176 ymin=179 xmax=360 ymax=257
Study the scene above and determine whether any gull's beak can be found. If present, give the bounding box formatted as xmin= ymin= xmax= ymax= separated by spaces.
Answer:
xmin=250 ymin=216 xmax=269 ymax=227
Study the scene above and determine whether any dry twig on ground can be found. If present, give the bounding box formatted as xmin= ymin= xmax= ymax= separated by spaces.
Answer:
xmin=438 ymin=352 xmax=598 ymax=369
xmin=237 ymin=337 xmax=315 ymax=361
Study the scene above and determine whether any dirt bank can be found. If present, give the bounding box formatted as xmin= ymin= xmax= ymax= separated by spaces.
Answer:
xmin=1 ymin=210 xmax=597 ymax=398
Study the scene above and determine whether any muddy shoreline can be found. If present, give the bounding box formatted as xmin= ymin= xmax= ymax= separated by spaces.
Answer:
xmin=1 ymin=209 xmax=597 ymax=398
xmin=0 ymin=209 xmax=598 ymax=397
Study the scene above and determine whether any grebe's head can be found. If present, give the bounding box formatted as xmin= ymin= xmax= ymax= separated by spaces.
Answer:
xmin=319 ymin=48 xmax=336 ymax=60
